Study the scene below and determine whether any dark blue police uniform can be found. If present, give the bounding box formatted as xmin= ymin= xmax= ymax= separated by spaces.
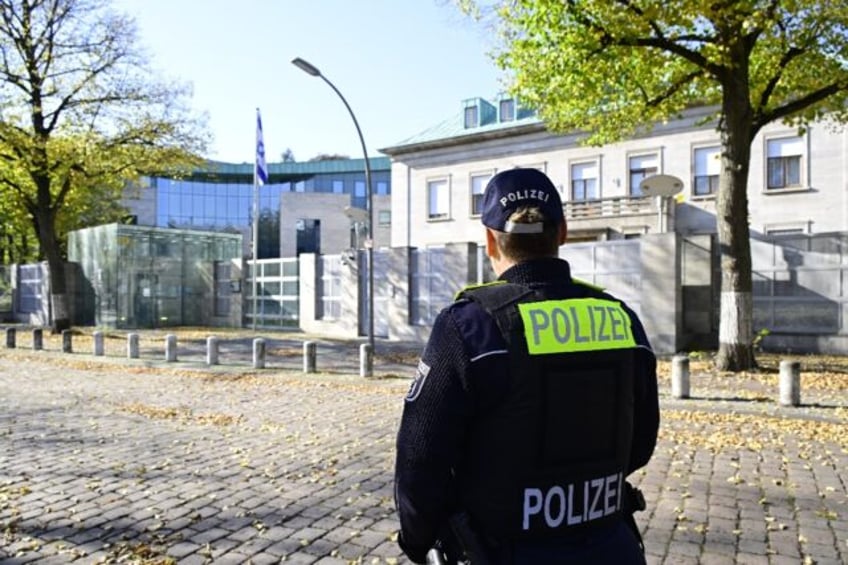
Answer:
xmin=394 ymin=257 xmax=659 ymax=564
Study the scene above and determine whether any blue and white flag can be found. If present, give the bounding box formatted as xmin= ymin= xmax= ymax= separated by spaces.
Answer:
xmin=255 ymin=108 xmax=268 ymax=186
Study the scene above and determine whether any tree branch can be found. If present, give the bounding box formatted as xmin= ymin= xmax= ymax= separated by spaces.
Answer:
xmin=755 ymin=81 xmax=848 ymax=130
xmin=757 ymin=46 xmax=804 ymax=110
xmin=600 ymin=0 xmax=727 ymax=78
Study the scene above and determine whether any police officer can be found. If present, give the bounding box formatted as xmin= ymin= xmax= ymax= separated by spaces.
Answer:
xmin=394 ymin=168 xmax=659 ymax=564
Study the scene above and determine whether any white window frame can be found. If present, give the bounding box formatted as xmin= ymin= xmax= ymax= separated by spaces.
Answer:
xmin=627 ymin=151 xmax=661 ymax=197
xmin=693 ymin=145 xmax=721 ymax=198
xmin=499 ymin=98 xmax=515 ymax=122
xmin=763 ymin=220 xmax=812 ymax=236
xmin=569 ymin=159 xmax=600 ymax=201
xmin=469 ymin=171 xmax=494 ymax=216
xmin=464 ymin=104 xmax=479 ymax=128
xmin=764 ymin=134 xmax=806 ymax=191
xmin=427 ymin=177 xmax=451 ymax=220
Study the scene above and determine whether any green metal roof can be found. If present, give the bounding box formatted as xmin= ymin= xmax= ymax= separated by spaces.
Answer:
xmin=181 ymin=156 xmax=391 ymax=183
xmin=382 ymin=109 xmax=542 ymax=154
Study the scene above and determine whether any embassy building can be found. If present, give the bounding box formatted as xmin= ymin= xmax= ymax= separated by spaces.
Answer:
xmin=123 ymin=157 xmax=392 ymax=258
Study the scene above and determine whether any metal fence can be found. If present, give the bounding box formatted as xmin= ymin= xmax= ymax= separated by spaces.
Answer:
xmin=245 ymin=258 xmax=299 ymax=329
xmin=319 ymin=255 xmax=342 ymax=320
xmin=410 ymin=247 xmax=454 ymax=326
xmin=0 ymin=265 xmax=11 ymax=314
xmin=752 ymin=233 xmax=847 ymax=335
xmin=563 ymin=239 xmax=643 ymax=317
xmin=17 ymin=264 xmax=43 ymax=314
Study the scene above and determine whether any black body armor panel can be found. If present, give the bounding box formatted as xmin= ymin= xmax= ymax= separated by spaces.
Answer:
xmin=457 ymin=282 xmax=636 ymax=540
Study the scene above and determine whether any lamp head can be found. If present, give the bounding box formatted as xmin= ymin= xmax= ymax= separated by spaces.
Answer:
xmin=291 ymin=57 xmax=321 ymax=77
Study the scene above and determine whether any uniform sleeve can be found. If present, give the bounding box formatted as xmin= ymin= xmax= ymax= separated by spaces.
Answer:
xmin=626 ymin=311 xmax=660 ymax=473
xmin=394 ymin=308 xmax=473 ymax=563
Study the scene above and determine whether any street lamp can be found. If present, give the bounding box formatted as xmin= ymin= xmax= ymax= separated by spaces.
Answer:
xmin=291 ymin=57 xmax=375 ymax=359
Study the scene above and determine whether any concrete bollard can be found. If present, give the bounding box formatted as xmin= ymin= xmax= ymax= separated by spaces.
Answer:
xmin=303 ymin=341 xmax=317 ymax=373
xmin=5 ymin=327 xmax=15 ymax=349
xmin=671 ymin=353 xmax=690 ymax=399
xmin=62 ymin=329 xmax=73 ymax=353
xmin=253 ymin=338 xmax=266 ymax=369
xmin=93 ymin=331 xmax=104 ymax=356
xmin=32 ymin=328 xmax=42 ymax=351
xmin=207 ymin=336 xmax=219 ymax=365
xmin=165 ymin=334 xmax=177 ymax=362
xmin=779 ymin=359 xmax=801 ymax=407
xmin=127 ymin=333 xmax=140 ymax=359
xmin=360 ymin=343 xmax=373 ymax=378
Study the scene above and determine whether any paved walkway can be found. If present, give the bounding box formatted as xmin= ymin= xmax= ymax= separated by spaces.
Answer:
xmin=1 ymin=335 xmax=846 ymax=564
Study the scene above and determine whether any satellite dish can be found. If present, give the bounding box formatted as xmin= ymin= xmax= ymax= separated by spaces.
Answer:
xmin=639 ymin=174 xmax=684 ymax=197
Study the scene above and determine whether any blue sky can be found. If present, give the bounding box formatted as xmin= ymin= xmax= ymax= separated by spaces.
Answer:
xmin=112 ymin=0 xmax=506 ymax=164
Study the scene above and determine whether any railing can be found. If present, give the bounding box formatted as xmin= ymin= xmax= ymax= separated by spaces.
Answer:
xmin=563 ymin=196 xmax=655 ymax=220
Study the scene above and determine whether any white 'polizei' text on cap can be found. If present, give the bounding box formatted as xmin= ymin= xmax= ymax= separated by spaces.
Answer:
xmin=500 ymin=189 xmax=550 ymax=207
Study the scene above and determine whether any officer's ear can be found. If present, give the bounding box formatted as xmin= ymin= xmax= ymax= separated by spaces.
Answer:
xmin=558 ymin=221 xmax=568 ymax=246
xmin=485 ymin=227 xmax=500 ymax=260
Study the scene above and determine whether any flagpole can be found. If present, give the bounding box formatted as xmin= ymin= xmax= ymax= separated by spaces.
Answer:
xmin=253 ymin=108 xmax=268 ymax=332
xmin=252 ymin=171 xmax=259 ymax=332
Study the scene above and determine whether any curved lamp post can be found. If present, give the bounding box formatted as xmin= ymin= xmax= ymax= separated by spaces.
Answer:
xmin=291 ymin=57 xmax=375 ymax=357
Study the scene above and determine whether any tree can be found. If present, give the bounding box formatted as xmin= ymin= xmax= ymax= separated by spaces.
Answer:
xmin=281 ymin=148 xmax=296 ymax=162
xmin=309 ymin=153 xmax=350 ymax=162
xmin=468 ymin=0 xmax=848 ymax=370
xmin=0 ymin=0 xmax=208 ymax=332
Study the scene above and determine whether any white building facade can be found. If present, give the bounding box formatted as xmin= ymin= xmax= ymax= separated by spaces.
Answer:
xmin=375 ymin=101 xmax=848 ymax=354
xmin=382 ymin=103 xmax=847 ymax=247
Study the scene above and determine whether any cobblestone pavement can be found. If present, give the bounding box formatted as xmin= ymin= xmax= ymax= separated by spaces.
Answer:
xmin=1 ymin=333 xmax=847 ymax=564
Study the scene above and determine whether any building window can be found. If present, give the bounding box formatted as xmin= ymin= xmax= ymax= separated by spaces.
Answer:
xmin=332 ymin=180 xmax=344 ymax=194
xmin=353 ymin=180 xmax=366 ymax=208
xmin=571 ymin=161 xmax=599 ymax=201
xmin=766 ymin=136 xmax=803 ymax=189
xmin=428 ymin=179 xmax=450 ymax=220
xmin=470 ymin=173 xmax=491 ymax=216
xmin=629 ymin=154 xmax=659 ymax=197
xmin=693 ymin=146 xmax=721 ymax=196
xmin=499 ymin=99 xmax=515 ymax=122
xmin=464 ymin=104 xmax=478 ymax=128
xmin=378 ymin=210 xmax=391 ymax=226
xmin=376 ymin=181 xmax=388 ymax=195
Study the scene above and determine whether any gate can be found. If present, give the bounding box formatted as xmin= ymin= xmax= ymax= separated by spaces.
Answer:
xmin=245 ymin=258 xmax=299 ymax=329
xmin=358 ymin=249 xmax=389 ymax=338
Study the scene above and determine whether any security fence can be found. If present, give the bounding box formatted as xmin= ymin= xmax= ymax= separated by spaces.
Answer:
xmin=17 ymin=264 xmax=43 ymax=314
xmin=564 ymin=239 xmax=643 ymax=317
xmin=358 ymin=249 xmax=391 ymax=338
xmin=410 ymin=247 xmax=454 ymax=326
xmin=6 ymin=231 xmax=848 ymax=354
xmin=319 ymin=255 xmax=342 ymax=320
xmin=752 ymin=232 xmax=846 ymax=336
xmin=245 ymin=257 xmax=299 ymax=329
xmin=0 ymin=265 xmax=12 ymax=316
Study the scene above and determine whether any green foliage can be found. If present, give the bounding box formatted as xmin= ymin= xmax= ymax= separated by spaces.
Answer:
xmin=461 ymin=0 xmax=848 ymax=372
xmin=485 ymin=0 xmax=848 ymax=145
xmin=753 ymin=328 xmax=772 ymax=352
xmin=0 ymin=0 xmax=210 ymax=263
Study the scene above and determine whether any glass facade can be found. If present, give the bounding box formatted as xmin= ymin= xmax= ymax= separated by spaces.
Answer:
xmin=150 ymin=159 xmax=390 ymax=258
xmin=68 ymin=223 xmax=242 ymax=329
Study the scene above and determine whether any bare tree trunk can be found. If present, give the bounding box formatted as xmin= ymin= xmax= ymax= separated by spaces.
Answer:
xmin=715 ymin=78 xmax=757 ymax=371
